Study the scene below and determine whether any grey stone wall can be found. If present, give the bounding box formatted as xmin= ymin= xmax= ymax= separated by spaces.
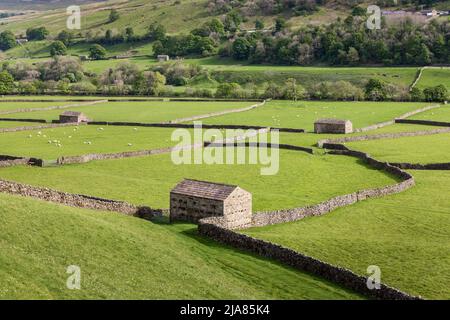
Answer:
xmin=0 ymin=178 xmax=162 ymax=219
xmin=197 ymin=218 xmax=420 ymax=300
xmin=0 ymin=122 xmax=85 ymax=134
xmin=395 ymin=119 xmax=450 ymax=127
xmin=314 ymin=121 xmax=353 ymax=134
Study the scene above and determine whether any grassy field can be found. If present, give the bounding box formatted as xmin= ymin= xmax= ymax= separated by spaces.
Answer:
xmin=409 ymin=105 xmax=450 ymax=122
xmin=0 ymin=192 xmax=361 ymax=299
xmin=0 ymin=125 xmax=193 ymax=159
xmin=346 ymin=132 xmax=450 ymax=163
xmin=201 ymin=100 xmax=431 ymax=131
xmin=416 ymin=67 xmax=450 ymax=91
xmin=243 ymin=170 xmax=450 ymax=299
xmin=1 ymin=100 xmax=252 ymax=123
xmin=0 ymin=149 xmax=399 ymax=210
xmin=0 ymin=101 xmax=76 ymax=112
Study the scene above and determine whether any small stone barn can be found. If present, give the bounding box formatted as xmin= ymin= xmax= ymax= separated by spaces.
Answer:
xmin=170 ymin=179 xmax=252 ymax=229
xmin=59 ymin=111 xmax=89 ymax=124
xmin=157 ymin=54 xmax=170 ymax=62
xmin=314 ymin=119 xmax=353 ymax=134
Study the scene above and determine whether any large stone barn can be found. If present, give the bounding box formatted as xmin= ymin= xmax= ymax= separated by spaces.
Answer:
xmin=314 ymin=119 xmax=353 ymax=134
xmin=170 ymin=179 xmax=252 ymax=229
xmin=59 ymin=111 xmax=89 ymax=124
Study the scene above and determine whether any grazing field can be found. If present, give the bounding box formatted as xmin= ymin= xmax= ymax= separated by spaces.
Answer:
xmin=1 ymin=101 xmax=252 ymax=123
xmin=202 ymin=100 xmax=431 ymax=131
xmin=416 ymin=68 xmax=450 ymax=91
xmin=0 ymin=193 xmax=361 ymax=299
xmin=243 ymin=171 xmax=450 ymax=299
xmin=0 ymin=150 xmax=399 ymax=210
xmin=346 ymin=133 xmax=450 ymax=163
xmin=0 ymin=125 xmax=191 ymax=159
xmin=409 ymin=105 xmax=450 ymax=122
xmin=0 ymin=101 xmax=76 ymax=112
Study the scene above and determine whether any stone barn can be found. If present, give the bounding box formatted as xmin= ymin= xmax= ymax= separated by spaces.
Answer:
xmin=314 ymin=119 xmax=353 ymax=134
xmin=59 ymin=111 xmax=89 ymax=124
xmin=157 ymin=54 xmax=170 ymax=62
xmin=170 ymin=179 xmax=252 ymax=229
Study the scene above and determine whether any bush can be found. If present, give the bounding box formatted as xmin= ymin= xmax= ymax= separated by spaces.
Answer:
xmin=0 ymin=70 xmax=14 ymax=94
xmin=50 ymin=41 xmax=67 ymax=57
xmin=0 ymin=31 xmax=17 ymax=51
xmin=26 ymin=27 xmax=49 ymax=41
xmin=424 ymin=85 xmax=448 ymax=102
xmin=89 ymin=44 xmax=107 ymax=60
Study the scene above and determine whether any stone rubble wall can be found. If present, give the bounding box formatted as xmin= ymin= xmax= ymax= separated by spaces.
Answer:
xmin=0 ymin=155 xmax=31 ymax=167
xmin=354 ymin=104 xmax=441 ymax=132
xmin=0 ymin=100 xmax=107 ymax=116
xmin=390 ymin=162 xmax=450 ymax=170
xmin=0 ymin=178 xmax=162 ymax=219
xmin=197 ymin=218 xmax=419 ymax=300
xmin=208 ymin=141 xmax=314 ymax=154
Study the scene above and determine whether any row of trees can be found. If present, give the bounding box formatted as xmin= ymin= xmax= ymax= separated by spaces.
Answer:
xmin=1 ymin=58 xmax=447 ymax=101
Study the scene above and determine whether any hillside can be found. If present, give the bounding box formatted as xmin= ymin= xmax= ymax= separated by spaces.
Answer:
xmin=0 ymin=192 xmax=360 ymax=299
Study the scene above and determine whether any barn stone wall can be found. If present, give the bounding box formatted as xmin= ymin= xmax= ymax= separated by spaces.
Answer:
xmin=314 ymin=121 xmax=352 ymax=134
xmin=170 ymin=194 xmax=225 ymax=223
xmin=223 ymin=188 xmax=252 ymax=229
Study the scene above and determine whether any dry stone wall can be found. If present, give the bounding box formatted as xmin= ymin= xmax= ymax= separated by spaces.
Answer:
xmin=0 ymin=178 xmax=162 ymax=219
xmin=395 ymin=119 xmax=450 ymax=127
xmin=0 ymin=122 xmax=85 ymax=134
xmin=198 ymin=218 xmax=419 ymax=300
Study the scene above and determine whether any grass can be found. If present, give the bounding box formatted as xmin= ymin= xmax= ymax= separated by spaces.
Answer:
xmin=0 ymin=149 xmax=399 ymax=210
xmin=0 ymin=101 xmax=76 ymax=112
xmin=416 ymin=67 xmax=450 ymax=91
xmin=201 ymin=100 xmax=431 ymax=131
xmin=243 ymin=170 xmax=450 ymax=299
xmin=346 ymin=132 xmax=450 ymax=163
xmin=0 ymin=121 xmax=43 ymax=129
xmin=409 ymin=105 xmax=450 ymax=122
xmin=0 ymin=125 xmax=192 ymax=159
xmin=2 ymin=100 xmax=252 ymax=123
xmin=0 ymin=192 xmax=361 ymax=299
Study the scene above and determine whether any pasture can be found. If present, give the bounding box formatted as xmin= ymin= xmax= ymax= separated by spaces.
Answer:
xmin=0 ymin=96 xmax=449 ymax=300
xmin=201 ymin=100 xmax=431 ymax=131
xmin=0 ymin=100 xmax=252 ymax=123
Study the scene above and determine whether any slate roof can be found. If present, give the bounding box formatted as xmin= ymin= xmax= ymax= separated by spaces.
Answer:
xmin=314 ymin=118 xmax=351 ymax=125
xmin=61 ymin=111 xmax=84 ymax=117
xmin=171 ymin=179 xmax=239 ymax=201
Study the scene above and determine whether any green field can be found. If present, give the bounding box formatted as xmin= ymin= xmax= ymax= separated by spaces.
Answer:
xmin=0 ymin=125 xmax=190 ymax=159
xmin=0 ymin=150 xmax=399 ymax=210
xmin=410 ymin=105 xmax=450 ymax=122
xmin=2 ymin=100 xmax=252 ymax=123
xmin=416 ymin=67 xmax=450 ymax=91
xmin=0 ymin=192 xmax=361 ymax=299
xmin=201 ymin=100 xmax=430 ymax=131
xmin=346 ymin=132 xmax=450 ymax=163
xmin=243 ymin=170 xmax=450 ymax=299
xmin=0 ymin=101 xmax=76 ymax=112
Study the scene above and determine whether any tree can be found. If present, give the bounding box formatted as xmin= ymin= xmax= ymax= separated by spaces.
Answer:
xmin=224 ymin=11 xmax=242 ymax=33
xmin=424 ymin=85 xmax=448 ymax=102
xmin=0 ymin=70 xmax=14 ymax=94
xmin=50 ymin=41 xmax=67 ymax=57
xmin=148 ymin=23 xmax=166 ymax=41
xmin=57 ymin=30 xmax=73 ymax=46
xmin=134 ymin=71 xmax=166 ymax=96
xmin=109 ymin=9 xmax=120 ymax=23
xmin=284 ymin=78 xmax=305 ymax=101
xmin=215 ymin=83 xmax=241 ymax=98
xmin=89 ymin=44 xmax=107 ymax=60
xmin=255 ymin=19 xmax=265 ymax=30
xmin=365 ymin=79 xmax=387 ymax=101
xmin=231 ymin=37 xmax=251 ymax=60
xmin=274 ymin=18 xmax=286 ymax=32
xmin=0 ymin=31 xmax=17 ymax=51
xmin=26 ymin=27 xmax=49 ymax=41
xmin=125 ymin=27 xmax=135 ymax=42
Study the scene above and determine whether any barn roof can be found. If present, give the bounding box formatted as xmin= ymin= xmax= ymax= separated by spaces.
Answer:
xmin=171 ymin=179 xmax=239 ymax=201
xmin=61 ymin=111 xmax=84 ymax=117
xmin=315 ymin=118 xmax=351 ymax=125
